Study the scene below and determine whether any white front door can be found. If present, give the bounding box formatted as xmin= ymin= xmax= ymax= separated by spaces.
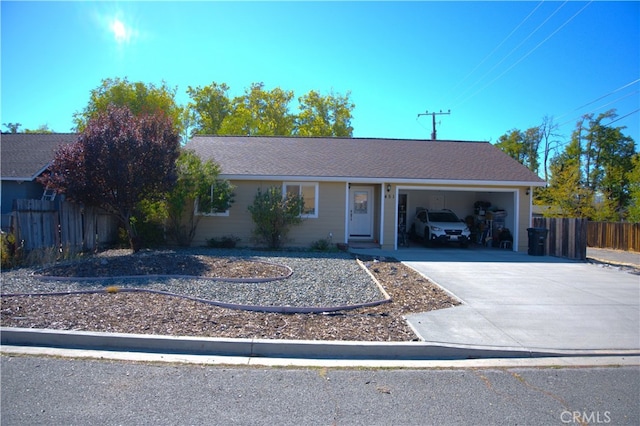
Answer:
xmin=349 ymin=186 xmax=374 ymax=238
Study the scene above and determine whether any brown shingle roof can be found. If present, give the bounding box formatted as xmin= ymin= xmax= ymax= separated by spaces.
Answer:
xmin=185 ymin=136 xmax=545 ymax=185
xmin=1 ymin=133 xmax=78 ymax=180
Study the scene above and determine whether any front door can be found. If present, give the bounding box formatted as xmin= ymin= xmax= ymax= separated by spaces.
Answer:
xmin=349 ymin=186 xmax=374 ymax=238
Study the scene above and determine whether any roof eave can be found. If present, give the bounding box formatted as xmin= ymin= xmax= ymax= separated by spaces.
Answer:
xmin=1 ymin=163 xmax=50 ymax=182
xmin=220 ymin=174 xmax=546 ymax=187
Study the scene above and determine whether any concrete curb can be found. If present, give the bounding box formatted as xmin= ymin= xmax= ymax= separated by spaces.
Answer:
xmin=3 ymin=327 xmax=638 ymax=362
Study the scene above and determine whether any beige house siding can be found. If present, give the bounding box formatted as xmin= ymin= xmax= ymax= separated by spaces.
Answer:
xmin=287 ymin=181 xmax=347 ymax=247
xmin=193 ymin=179 xmax=535 ymax=252
xmin=192 ymin=180 xmax=348 ymax=248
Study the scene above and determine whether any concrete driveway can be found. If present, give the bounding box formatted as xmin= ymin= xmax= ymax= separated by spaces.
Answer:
xmin=376 ymin=247 xmax=639 ymax=352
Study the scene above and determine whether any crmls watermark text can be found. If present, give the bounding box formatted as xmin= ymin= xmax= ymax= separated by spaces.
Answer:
xmin=561 ymin=410 xmax=611 ymax=424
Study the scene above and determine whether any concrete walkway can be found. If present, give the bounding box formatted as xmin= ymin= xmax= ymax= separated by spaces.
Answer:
xmin=377 ymin=247 xmax=640 ymax=352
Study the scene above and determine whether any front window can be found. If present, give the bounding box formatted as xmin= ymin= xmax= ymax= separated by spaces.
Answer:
xmin=284 ymin=182 xmax=318 ymax=218
xmin=195 ymin=183 xmax=232 ymax=216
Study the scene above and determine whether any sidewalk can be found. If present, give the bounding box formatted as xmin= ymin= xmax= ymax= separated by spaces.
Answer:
xmin=587 ymin=247 xmax=640 ymax=269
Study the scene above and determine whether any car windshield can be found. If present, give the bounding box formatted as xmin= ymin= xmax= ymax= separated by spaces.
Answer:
xmin=428 ymin=212 xmax=459 ymax=222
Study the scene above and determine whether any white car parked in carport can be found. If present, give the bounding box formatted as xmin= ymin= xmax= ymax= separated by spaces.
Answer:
xmin=411 ymin=208 xmax=470 ymax=247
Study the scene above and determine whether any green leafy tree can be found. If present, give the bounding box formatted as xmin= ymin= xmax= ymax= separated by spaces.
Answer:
xmin=185 ymin=83 xmax=355 ymax=138
xmin=186 ymin=82 xmax=231 ymax=136
xmin=73 ymin=77 xmax=184 ymax=136
xmin=3 ymin=123 xmax=55 ymax=133
xmin=219 ymin=83 xmax=295 ymax=136
xmin=296 ymin=90 xmax=354 ymax=137
xmin=545 ymin=137 xmax=594 ymax=218
xmin=164 ymin=150 xmax=234 ymax=246
xmin=583 ymin=111 xmax=635 ymax=219
xmin=41 ymin=105 xmax=180 ymax=252
xmin=495 ymin=127 xmax=541 ymax=174
xmin=543 ymin=110 xmax=636 ymax=220
xmin=496 ymin=129 xmax=526 ymax=164
xmin=626 ymin=153 xmax=640 ymax=222
xmin=2 ymin=123 xmax=21 ymax=133
xmin=247 ymin=186 xmax=304 ymax=249
xmin=25 ymin=124 xmax=54 ymax=134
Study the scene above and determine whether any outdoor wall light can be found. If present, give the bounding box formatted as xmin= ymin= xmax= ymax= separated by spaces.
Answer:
xmin=526 ymin=188 xmax=530 ymax=196
xmin=386 ymin=184 xmax=391 ymax=193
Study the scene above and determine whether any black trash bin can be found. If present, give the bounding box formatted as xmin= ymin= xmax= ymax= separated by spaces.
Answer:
xmin=527 ymin=227 xmax=548 ymax=256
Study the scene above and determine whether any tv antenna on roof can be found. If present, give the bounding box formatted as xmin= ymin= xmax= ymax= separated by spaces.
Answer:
xmin=417 ymin=109 xmax=451 ymax=140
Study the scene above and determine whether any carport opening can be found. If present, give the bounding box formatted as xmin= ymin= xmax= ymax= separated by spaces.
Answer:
xmin=398 ymin=189 xmax=516 ymax=249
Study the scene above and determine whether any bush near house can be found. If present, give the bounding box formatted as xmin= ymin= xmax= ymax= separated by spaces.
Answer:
xmin=248 ymin=186 xmax=304 ymax=249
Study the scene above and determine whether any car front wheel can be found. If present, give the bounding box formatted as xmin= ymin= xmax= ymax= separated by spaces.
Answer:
xmin=424 ymin=230 xmax=432 ymax=247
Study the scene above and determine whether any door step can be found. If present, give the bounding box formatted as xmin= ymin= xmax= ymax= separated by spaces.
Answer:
xmin=348 ymin=241 xmax=381 ymax=249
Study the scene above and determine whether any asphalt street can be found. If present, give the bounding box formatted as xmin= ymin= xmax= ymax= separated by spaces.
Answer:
xmin=2 ymin=355 xmax=639 ymax=426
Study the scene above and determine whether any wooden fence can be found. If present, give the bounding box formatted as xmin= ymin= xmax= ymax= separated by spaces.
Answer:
xmin=10 ymin=199 xmax=119 ymax=252
xmin=587 ymin=221 xmax=640 ymax=252
xmin=532 ymin=217 xmax=588 ymax=260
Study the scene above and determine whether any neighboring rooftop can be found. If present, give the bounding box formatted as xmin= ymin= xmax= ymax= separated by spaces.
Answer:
xmin=185 ymin=135 xmax=545 ymax=184
xmin=1 ymin=133 xmax=78 ymax=181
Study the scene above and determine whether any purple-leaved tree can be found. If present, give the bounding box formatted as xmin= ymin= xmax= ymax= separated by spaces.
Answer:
xmin=41 ymin=104 xmax=180 ymax=251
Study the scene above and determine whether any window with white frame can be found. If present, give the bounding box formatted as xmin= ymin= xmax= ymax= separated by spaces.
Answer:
xmin=284 ymin=182 xmax=318 ymax=218
xmin=195 ymin=184 xmax=230 ymax=216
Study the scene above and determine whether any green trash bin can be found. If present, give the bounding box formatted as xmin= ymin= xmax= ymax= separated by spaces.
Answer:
xmin=527 ymin=228 xmax=548 ymax=256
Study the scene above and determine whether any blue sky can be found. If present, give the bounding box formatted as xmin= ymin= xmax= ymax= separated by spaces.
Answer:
xmin=2 ymin=1 xmax=639 ymax=149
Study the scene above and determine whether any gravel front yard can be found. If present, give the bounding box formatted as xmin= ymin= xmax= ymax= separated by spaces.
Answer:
xmin=1 ymin=249 xmax=460 ymax=341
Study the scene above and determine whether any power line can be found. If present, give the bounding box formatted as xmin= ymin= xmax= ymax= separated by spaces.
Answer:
xmin=554 ymin=108 xmax=639 ymax=150
xmin=570 ymin=78 xmax=640 ymax=113
xmin=451 ymin=1 xmax=569 ymax=108
xmin=453 ymin=1 xmax=592 ymax=109
xmin=447 ymin=1 xmax=544 ymax=96
xmin=606 ymin=109 xmax=640 ymax=126
xmin=558 ymin=90 xmax=639 ymax=127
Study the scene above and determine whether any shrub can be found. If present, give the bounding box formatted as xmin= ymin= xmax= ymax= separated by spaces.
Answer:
xmin=206 ymin=235 xmax=240 ymax=249
xmin=1 ymin=232 xmax=21 ymax=269
xmin=248 ymin=186 xmax=304 ymax=249
xmin=133 ymin=216 xmax=166 ymax=248
xmin=310 ymin=238 xmax=332 ymax=252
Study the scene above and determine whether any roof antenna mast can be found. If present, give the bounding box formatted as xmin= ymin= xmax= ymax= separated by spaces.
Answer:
xmin=417 ymin=109 xmax=451 ymax=140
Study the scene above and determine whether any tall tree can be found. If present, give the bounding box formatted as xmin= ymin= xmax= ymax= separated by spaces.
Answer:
xmin=186 ymin=82 xmax=231 ymax=136
xmin=41 ymin=105 xmax=180 ymax=251
xmin=539 ymin=115 xmax=561 ymax=182
xmin=296 ymin=90 xmax=354 ymax=137
xmin=523 ymin=126 xmax=542 ymax=175
xmin=73 ymin=77 xmax=183 ymax=136
xmin=218 ymin=83 xmax=295 ymax=136
xmin=545 ymin=136 xmax=594 ymax=218
xmin=496 ymin=127 xmax=542 ymax=174
xmin=495 ymin=129 xmax=527 ymax=164
xmin=543 ymin=110 xmax=636 ymax=220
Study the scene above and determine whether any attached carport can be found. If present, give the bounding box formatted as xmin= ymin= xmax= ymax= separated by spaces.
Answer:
xmin=394 ymin=184 xmax=526 ymax=251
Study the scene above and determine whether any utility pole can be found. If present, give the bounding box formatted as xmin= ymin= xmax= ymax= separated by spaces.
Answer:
xmin=417 ymin=109 xmax=451 ymax=140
